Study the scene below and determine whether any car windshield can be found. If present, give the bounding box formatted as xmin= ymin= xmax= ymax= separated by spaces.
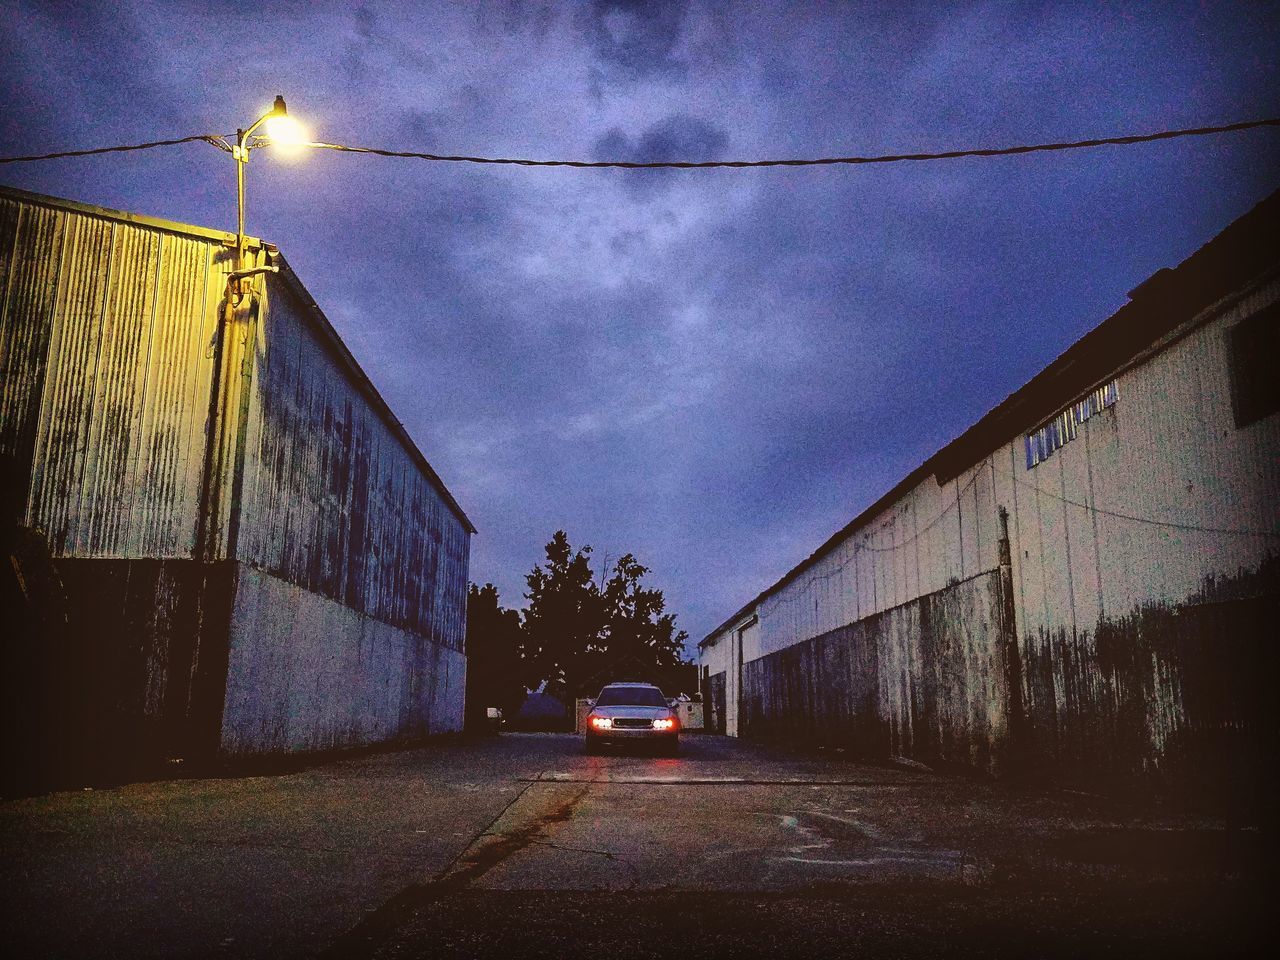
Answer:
xmin=595 ymin=686 xmax=667 ymax=707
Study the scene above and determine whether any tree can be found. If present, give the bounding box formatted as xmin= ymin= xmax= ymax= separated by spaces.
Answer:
xmin=464 ymin=583 xmax=525 ymax=730
xmin=521 ymin=532 xmax=691 ymax=702
xmin=465 ymin=533 xmax=694 ymax=727
xmin=599 ymin=553 xmax=688 ymax=673
xmin=520 ymin=531 xmax=602 ymax=704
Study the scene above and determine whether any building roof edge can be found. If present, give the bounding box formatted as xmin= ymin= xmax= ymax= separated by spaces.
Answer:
xmin=0 ymin=183 xmax=477 ymax=535
xmin=701 ymin=187 xmax=1280 ymax=648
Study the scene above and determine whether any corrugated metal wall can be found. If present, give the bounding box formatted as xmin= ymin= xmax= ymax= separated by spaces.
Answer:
xmin=1 ymin=187 xmax=471 ymax=775
xmin=1006 ymin=285 xmax=1279 ymax=783
xmin=236 ymin=273 xmax=470 ymax=652
xmin=704 ymin=277 xmax=1279 ymax=790
xmin=219 ymin=266 xmax=472 ymax=750
xmin=755 ymin=457 xmax=1003 ymax=660
xmin=0 ymin=194 xmax=228 ymax=555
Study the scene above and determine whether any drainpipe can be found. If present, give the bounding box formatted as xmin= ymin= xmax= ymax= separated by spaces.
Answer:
xmin=194 ymin=263 xmax=277 ymax=564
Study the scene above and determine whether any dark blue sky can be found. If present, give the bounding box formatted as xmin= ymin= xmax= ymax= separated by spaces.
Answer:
xmin=3 ymin=0 xmax=1277 ymax=647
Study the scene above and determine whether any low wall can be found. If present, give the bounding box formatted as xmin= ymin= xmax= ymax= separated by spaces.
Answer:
xmin=676 ymin=701 xmax=704 ymax=730
xmin=220 ymin=565 xmax=465 ymax=756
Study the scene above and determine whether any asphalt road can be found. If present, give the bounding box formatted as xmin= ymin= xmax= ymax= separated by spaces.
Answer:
xmin=0 ymin=733 xmax=1267 ymax=958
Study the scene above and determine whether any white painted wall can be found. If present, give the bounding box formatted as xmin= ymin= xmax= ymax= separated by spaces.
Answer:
xmin=703 ymin=276 xmax=1280 ymax=761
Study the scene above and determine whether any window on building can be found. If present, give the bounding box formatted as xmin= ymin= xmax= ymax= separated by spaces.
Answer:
xmin=1229 ymin=302 xmax=1280 ymax=429
xmin=1025 ymin=380 xmax=1118 ymax=469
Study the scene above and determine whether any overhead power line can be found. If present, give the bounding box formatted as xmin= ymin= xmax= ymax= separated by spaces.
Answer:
xmin=1009 ymin=468 xmax=1280 ymax=538
xmin=305 ymin=117 xmax=1280 ymax=168
xmin=1 ymin=117 xmax=1276 ymax=169
xmin=0 ymin=134 xmax=223 ymax=165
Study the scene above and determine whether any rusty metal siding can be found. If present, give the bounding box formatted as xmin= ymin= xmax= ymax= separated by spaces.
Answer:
xmin=2 ymin=185 xmax=472 ymax=770
xmin=233 ymin=270 xmax=470 ymax=655
xmin=1007 ymin=285 xmax=1280 ymax=780
xmin=704 ymin=271 xmax=1278 ymax=787
xmin=1010 ymin=288 xmax=1278 ymax=629
xmin=743 ymin=570 xmax=1008 ymax=768
xmin=0 ymin=199 xmax=65 ymax=522
xmin=0 ymin=194 xmax=226 ymax=558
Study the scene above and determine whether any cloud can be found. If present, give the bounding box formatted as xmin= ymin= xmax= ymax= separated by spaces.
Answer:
xmin=579 ymin=0 xmax=689 ymax=83
xmin=592 ymin=113 xmax=729 ymax=198
xmin=354 ymin=5 xmax=379 ymax=39
xmin=2 ymin=0 xmax=1277 ymax=652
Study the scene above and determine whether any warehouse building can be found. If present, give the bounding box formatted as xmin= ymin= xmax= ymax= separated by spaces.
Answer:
xmin=0 ymin=185 xmax=474 ymax=787
xmin=700 ymin=191 xmax=1278 ymax=796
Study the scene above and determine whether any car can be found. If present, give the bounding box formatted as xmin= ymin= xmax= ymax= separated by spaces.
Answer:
xmin=583 ymin=682 xmax=680 ymax=756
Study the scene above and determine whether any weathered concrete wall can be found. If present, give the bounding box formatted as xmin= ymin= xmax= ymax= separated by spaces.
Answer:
xmin=221 ymin=566 xmax=465 ymax=755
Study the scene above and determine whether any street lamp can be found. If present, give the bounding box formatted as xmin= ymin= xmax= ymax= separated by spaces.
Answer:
xmin=230 ymin=95 xmax=307 ymax=278
xmin=195 ymin=95 xmax=307 ymax=564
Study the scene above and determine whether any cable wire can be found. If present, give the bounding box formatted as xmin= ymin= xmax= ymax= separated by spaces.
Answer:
xmin=775 ymin=462 xmax=992 ymax=605
xmin=305 ymin=117 xmax=1280 ymax=168
xmin=1009 ymin=465 xmax=1280 ymax=538
xmin=3 ymin=117 xmax=1276 ymax=168
xmin=0 ymin=134 xmax=225 ymax=164
xmin=769 ymin=450 xmax=1278 ymax=612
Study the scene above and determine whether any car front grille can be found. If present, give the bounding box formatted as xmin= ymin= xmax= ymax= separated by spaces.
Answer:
xmin=611 ymin=718 xmax=654 ymax=729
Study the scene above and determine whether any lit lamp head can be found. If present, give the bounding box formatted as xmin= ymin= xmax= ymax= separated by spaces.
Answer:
xmin=263 ymin=95 xmax=307 ymax=155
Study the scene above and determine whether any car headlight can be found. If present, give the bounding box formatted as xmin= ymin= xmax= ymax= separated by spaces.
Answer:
xmin=653 ymin=718 xmax=675 ymax=731
xmin=589 ymin=716 xmax=612 ymax=730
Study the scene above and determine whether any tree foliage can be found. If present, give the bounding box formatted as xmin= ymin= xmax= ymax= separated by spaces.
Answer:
xmin=520 ymin=531 xmax=601 ymax=696
xmin=463 ymin=582 xmax=526 ymax=727
xmin=465 ymin=531 xmax=691 ymax=715
xmin=599 ymin=553 xmax=687 ymax=673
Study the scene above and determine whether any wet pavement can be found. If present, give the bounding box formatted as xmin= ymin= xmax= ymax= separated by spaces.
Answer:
xmin=1 ymin=733 xmax=1267 ymax=958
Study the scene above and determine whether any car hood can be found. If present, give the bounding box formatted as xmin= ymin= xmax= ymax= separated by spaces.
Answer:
xmin=591 ymin=706 xmax=672 ymax=720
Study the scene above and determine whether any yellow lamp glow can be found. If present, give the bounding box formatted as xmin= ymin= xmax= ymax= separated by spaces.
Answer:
xmin=264 ymin=113 xmax=308 ymax=154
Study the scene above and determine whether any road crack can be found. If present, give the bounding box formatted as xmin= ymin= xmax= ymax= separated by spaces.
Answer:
xmin=523 ymin=837 xmax=643 ymax=889
xmin=319 ymin=782 xmax=591 ymax=958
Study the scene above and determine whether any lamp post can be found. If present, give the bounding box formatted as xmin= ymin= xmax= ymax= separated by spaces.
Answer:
xmin=228 ymin=94 xmax=306 ymax=290
xmin=195 ymin=95 xmax=306 ymax=563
